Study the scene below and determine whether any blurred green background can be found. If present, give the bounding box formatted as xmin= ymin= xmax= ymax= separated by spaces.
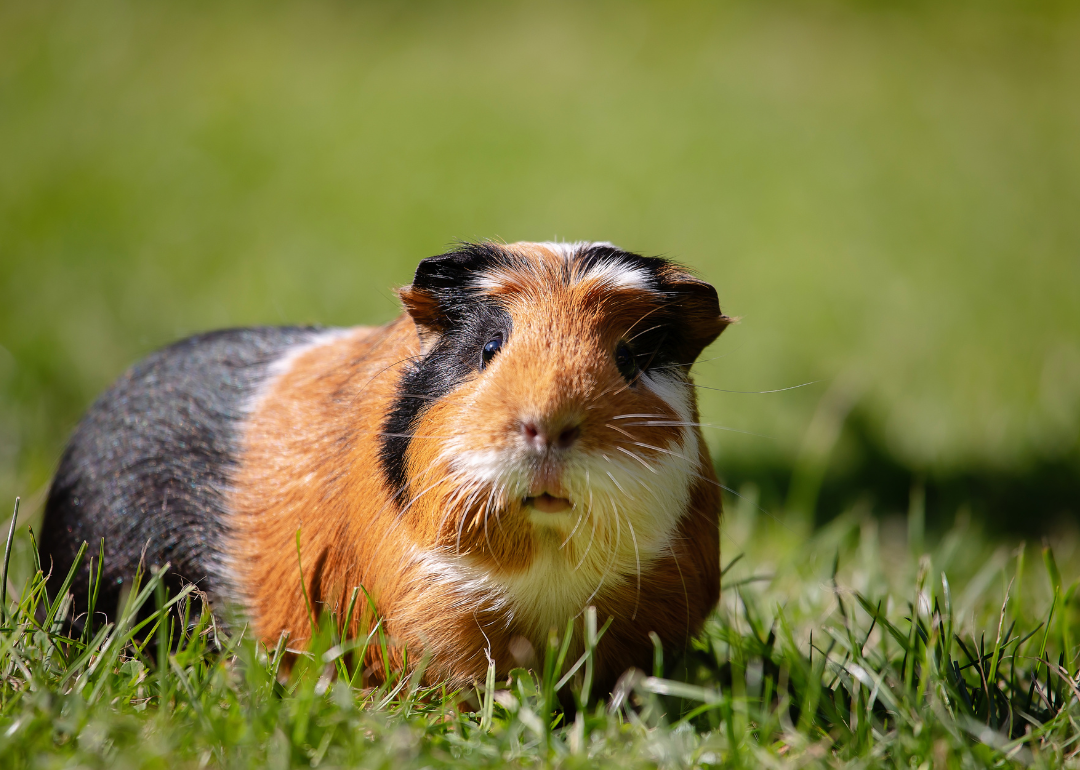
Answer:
xmin=2 ymin=0 xmax=1078 ymax=530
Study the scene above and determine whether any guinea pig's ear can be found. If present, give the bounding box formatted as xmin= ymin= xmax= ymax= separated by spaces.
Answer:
xmin=398 ymin=245 xmax=504 ymax=352
xmin=397 ymin=284 xmax=444 ymax=353
xmin=661 ymin=272 xmax=735 ymax=366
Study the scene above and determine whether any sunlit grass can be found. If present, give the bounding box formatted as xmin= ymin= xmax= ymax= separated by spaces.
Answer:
xmin=3 ymin=489 xmax=1078 ymax=768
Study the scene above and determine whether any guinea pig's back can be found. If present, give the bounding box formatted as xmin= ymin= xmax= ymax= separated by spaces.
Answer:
xmin=39 ymin=326 xmax=326 ymax=626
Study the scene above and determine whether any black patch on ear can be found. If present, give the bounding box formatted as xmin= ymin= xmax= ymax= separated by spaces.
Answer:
xmin=572 ymin=244 xmax=728 ymax=371
xmin=380 ymin=247 xmax=514 ymax=501
xmin=411 ymin=242 xmax=509 ymax=290
xmin=405 ymin=243 xmax=524 ymax=331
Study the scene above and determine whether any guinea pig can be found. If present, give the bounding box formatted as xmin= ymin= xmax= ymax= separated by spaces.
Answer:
xmin=40 ymin=241 xmax=733 ymax=691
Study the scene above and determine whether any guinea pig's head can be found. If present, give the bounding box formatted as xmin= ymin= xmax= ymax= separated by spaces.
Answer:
xmin=381 ymin=242 xmax=732 ymax=623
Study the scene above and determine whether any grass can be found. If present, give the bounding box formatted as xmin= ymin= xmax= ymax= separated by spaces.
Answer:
xmin=3 ymin=488 xmax=1079 ymax=768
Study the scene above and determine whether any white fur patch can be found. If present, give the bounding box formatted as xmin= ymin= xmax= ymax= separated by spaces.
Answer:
xmin=476 ymin=242 xmax=655 ymax=294
xmin=542 ymin=241 xmax=653 ymax=291
xmin=473 ymin=270 xmax=524 ymax=293
xmin=241 ymin=327 xmax=356 ymax=417
xmin=268 ymin=328 xmax=355 ymax=389
xmin=579 ymin=260 xmax=653 ymax=291
xmin=538 ymin=241 xmax=614 ymax=260
xmin=640 ymin=369 xmax=696 ymax=429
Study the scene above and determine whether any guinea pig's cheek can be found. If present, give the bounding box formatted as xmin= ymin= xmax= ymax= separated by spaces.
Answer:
xmin=443 ymin=382 xmax=513 ymax=449
xmin=436 ymin=417 xmax=523 ymax=490
xmin=638 ymin=371 xmax=696 ymax=426
xmin=436 ymin=401 xmax=527 ymax=484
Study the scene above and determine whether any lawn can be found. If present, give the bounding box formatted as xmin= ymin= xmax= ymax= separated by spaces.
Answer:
xmin=2 ymin=489 xmax=1079 ymax=768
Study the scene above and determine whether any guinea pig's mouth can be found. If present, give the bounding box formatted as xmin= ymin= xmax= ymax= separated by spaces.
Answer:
xmin=523 ymin=493 xmax=573 ymax=514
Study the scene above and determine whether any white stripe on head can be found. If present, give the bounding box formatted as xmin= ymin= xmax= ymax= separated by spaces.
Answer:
xmin=536 ymin=241 xmax=603 ymax=260
xmin=485 ymin=241 xmax=655 ymax=292
xmin=577 ymin=259 xmax=653 ymax=291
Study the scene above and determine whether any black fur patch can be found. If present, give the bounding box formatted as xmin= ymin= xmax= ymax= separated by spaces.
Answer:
xmin=380 ymin=302 xmax=512 ymax=502
xmin=379 ymin=244 xmax=520 ymax=501
xmin=39 ymin=326 xmax=321 ymax=628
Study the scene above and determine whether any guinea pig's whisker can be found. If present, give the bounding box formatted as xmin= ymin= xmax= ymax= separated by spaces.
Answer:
xmin=560 ymin=470 xmax=591 ymax=550
xmin=669 ymin=539 xmax=692 ymax=639
xmin=572 ymin=501 xmax=600 ymax=573
xmin=613 ymin=445 xmax=660 ymax=475
xmin=649 ymin=353 xmax=729 ymax=372
xmin=628 ymin=440 xmax=692 ymax=464
xmin=397 ymin=477 xmax=446 ymax=520
xmin=580 ymin=492 xmax=622 ymax=614
xmin=589 ymin=382 xmax=621 ymax=403
xmin=488 ymin=481 xmax=506 ymax=524
xmin=481 ymin=486 xmax=503 ymax=570
xmin=676 ymin=467 xmax=778 ymax=523
xmin=625 ymin=421 xmax=774 ymax=439
xmin=604 ymin=468 xmax=634 ymax=499
xmin=604 ymin=423 xmax=637 ymax=441
xmin=440 ymin=478 xmax=480 ymax=545
xmin=688 ymin=381 xmax=818 ymax=395
xmin=685 ymin=470 xmax=743 ymax=499
xmin=464 ymin=484 xmax=494 ymax=546
xmin=395 ymin=472 xmax=434 ymax=515
xmin=635 ymin=333 xmax=670 ymax=377
xmin=625 ymin=515 xmax=641 ymax=621
xmin=454 ymin=495 xmax=473 ymax=555
xmin=592 ymin=375 xmax=643 ymax=402
xmin=440 ymin=470 xmax=479 ymax=520
xmin=605 ymin=423 xmax=695 ymax=466
xmin=646 ymin=362 xmax=693 ymax=372
xmin=605 ymin=453 xmax=660 ymax=510
xmin=354 ymin=353 xmax=425 ymax=398
xmin=621 ymin=304 xmax=667 ymax=339
xmin=625 ymin=322 xmax=665 ymax=344
xmin=434 ymin=502 xmax=458 ymax=544
xmin=611 ymin=413 xmax=668 ymax=420
xmin=377 ymin=432 xmax=453 ymax=440
xmin=630 ymin=469 xmax=659 ymax=500
xmin=560 ymin=509 xmax=587 ymax=551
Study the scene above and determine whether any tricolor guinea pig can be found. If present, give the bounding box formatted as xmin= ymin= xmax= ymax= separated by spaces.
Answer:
xmin=40 ymin=241 xmax=732 ymax=690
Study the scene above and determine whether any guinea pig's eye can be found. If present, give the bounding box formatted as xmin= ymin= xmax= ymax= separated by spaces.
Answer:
xmin=615 ymin=341 xmax=638 ymax=382
xmin=481 ymin=334 xmax=504 ymax=368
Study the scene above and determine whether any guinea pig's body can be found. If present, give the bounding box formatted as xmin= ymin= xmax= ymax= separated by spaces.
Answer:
xmin=41 ymin=241 xmax=731 ymax=689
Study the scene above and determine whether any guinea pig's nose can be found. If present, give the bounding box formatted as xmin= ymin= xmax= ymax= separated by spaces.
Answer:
xmin=520 ymin=418 xmax=581 ymax=451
